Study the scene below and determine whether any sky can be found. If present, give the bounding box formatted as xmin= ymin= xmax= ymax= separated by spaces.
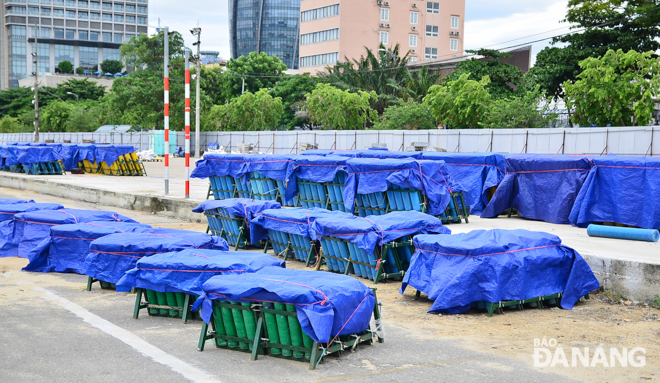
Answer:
xmin=148 ymin=0 xmax=572 ymax=65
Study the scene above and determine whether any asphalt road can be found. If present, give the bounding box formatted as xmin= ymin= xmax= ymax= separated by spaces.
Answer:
xmin=0 ymin=188 xmax=577 ymax=383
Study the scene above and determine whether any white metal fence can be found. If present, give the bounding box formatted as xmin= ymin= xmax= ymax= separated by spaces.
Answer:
xmin=0 ymin=126 xmax=657 ymax=156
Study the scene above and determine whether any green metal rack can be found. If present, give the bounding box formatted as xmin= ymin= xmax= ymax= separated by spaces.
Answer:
xmin=133 ymin=288 xmax=195 ymax=323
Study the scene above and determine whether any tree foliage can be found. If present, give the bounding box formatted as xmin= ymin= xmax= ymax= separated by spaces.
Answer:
xmin=563 ymin=49 xmax=660 ymax=127
xmin=445 ymin=49 xmax=523 ymax=99
xmin=222 ymin=52 xmax=287 ymax=100
xmin=304 ymin=83 xmax=378 ymax=130
xmin=375 ymin=100 xmax=437 ymax=130
xmin=482 ymin=86 xmax=557 ymax=129
xmin=120 ymin=30 xmax=185 ymax=70
xmin=57 ymin=60 xmax=73 ymax=74
xmin=424 ymin=73 xmax=492 ymax=129
xmin=269 ymin=74 xmax=318 ymax=129
xmin=101 ymin=59 xmax=123 ymax=74
xmin=208 ymin=89 xmax=283 ymax=131
xmin=531 ymin=0 xmax=660 ymax=100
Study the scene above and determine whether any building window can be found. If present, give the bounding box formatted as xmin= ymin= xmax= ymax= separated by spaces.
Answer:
xmin=41 ymin=8 xmax=51 ymax=16
xmin=78 ymin=11 xmax=88 ymax=19
xmin=78 ymin=0 xmax=87 ymax=8
xmin=299 ymin=52 xmax=339 ymax=68
xmin=40 ymin=27 xmax=50 ymax=38
xmin=427 ymin=2 xmax=439 ymax=14
xmin=114 ymin=33 xmax=122 ymax=43
xmin=55 ymin=44 xmax=74 ymax=68
xmin=126 ymin=15 xmax=135 ymax=23
xmin=79 ymin=46 xmax=98 ymax=69
xmin=301 ymin=4 xmax=340 ymax=22
xmin=114 ymin=14 xmax=123 ymax=22
xmin=425 ymin=47 xmax=438 ymax=59
xmin=126 ymin=34 xmax=135 ymax=40
xmin=90 ymin=12 xmax=99 ymax=20
xmin=103 ymin=32 xmax=112 ymax=42
xmin=451 ymin=16 xmax=459 ymax=29
xmin=102 ymin=2 xmax=111 ymax=10
xmin=301 ymin=28 xmax=339 ymax=45
xmin=41 ymin=0 xmax=51 ymax=4
xmin=66 ymin=0 xmax=75 ymax=6
xmin=103 ymin=13 xmax=111 ymax=21
xmin=425 ymin=25 xmax=438 ymax=37
xmin=79 ymin=30 xmax=88 ymax=40
xmin=90 ymin=31 xmax=99 ymax=41
xmin=380 ymin=8 xmax=389 ymax=21
xmin=90 ymin=1 xmax=99 ymax=9
xmin=137 ymin=16 xmax=146 ymax=24
xmin=409 ymin=57 xmax=417 ymax=63
xmin=126 ymin=4 xmax=135 ymax=12
xmin=137 ymin=5 xmax=146 ymax=13
xmin=450 ymin=38 xmax=458 ymax=51
xmin=66 ymin=10 xmax=75 ymax=17
xmin=410 ymin=11 xmax=418 ymax=24
xmin=7 ymin=6 xmax=27 ymax=15
xmin=29 ymin=6 xmax=39 ymax=15
xmin=54 ymin=28 xmax=64 ymax=38
xmin=53 ymin=0 xmax=64 ymax=5
xmin=53 ymin=9 xmax=64 ymax=17
xmin=380 ymin=31 xmax=388 ymax=45
xmin=103 ymin=47 xmax=120 ymax=61
xmin=114 ymin=3 xmax=122 ymax=11
xmin=409 ymin=34 xmax=417 ymax=47
xmin=65 ymin=29 xmax=75 ymax=39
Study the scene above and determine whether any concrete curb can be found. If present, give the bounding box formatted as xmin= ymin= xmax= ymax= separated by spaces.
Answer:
xmin=0 ymin=174 xmax=205 ymax=224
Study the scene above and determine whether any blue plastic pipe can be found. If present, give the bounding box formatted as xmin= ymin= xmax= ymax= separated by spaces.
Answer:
xmin=587 ymin=224 xmax=659 ymax=242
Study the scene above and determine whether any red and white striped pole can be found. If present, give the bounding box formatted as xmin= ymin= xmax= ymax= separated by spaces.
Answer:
xmin=184 ymin=48 xmax=190 ymax=199
xmin=163 ymin=26 xmax=170 ymax=195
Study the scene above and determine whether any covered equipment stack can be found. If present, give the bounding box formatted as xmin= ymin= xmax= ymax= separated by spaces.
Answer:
xmin=239 ymin=154 xmax=300 ymax=206
xmin=191 ymin=153 xmax=252 ymax=200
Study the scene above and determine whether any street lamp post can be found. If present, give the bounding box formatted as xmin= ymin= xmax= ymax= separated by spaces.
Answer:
xmin=66 ymin=91 xmax=79 ymax=101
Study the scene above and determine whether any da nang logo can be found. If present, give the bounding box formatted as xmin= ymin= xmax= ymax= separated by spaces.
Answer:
xmin=533 ymin=338 xmax=646 ymax=368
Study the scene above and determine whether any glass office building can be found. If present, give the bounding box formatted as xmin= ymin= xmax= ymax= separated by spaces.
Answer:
xmin=229 ymin=0 xmax=300 ymax=69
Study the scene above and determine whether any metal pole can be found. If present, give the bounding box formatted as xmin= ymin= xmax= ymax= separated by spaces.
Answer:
xmin=195 ymin=30 xmax=201 ymax=158
xmin=185 ymin=48 xmax=191 ymax=199
xmin=164 ymin=27 xmax=170 ymax=195
xmin=33 ymin=24 xmax=39 ymax=143
xmin=242 ymin=77 xmax=245 ymax=94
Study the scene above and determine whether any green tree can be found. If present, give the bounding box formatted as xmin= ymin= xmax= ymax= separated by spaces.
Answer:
xmin=404 ymin=66 xmax=442 ymax=102
xmin=375 ymin=100 xmax=437 ymax=130
xmin=54 ymin=78 xmax=106 ymax=101
xmin=57 ymin=60 xmax=73 ymax=74
xmin=200 ymin=66 xmax=227 ymax=105
xmin=444 ymin=49 xmax=522 ymax=99
xmin=482 ymin=86 xmax=557 ymax=129
xmin=222 ymin=52 xmax=287 ymax=100
xmin=207 ymin=89 xmax=283 ymax=131
xmin=269 ymin=74 xmax=319 ymax=129
xmin=423 ymin=73 xmax=491 ymax=129
xmin=75 ymin=67 xmax=85 ymax=75
xmin=101 ymin=59 xmax=123 ymax=74
xmin=563 ymin=49 xmax=660 ymax=127
xmin=304 ymin=83 xmax=377 ymax=130
xmin=41 ymin=100 xmax=77 ymax=132
xmin=0 ymin=116 xmax=29 ymax=133
xmin=531 ymin=0 xmax=660 ymax=101
xmin=120 ymin=30 xmax=185 ymax=70
xmin=0 ymin=87 xmax=33 ymax=117
xmin=320 ymin=44 xmax=411 ymax=114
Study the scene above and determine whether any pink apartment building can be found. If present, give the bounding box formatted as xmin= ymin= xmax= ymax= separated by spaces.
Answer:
xmin=298 ymin=0 xmax=465 ymax=75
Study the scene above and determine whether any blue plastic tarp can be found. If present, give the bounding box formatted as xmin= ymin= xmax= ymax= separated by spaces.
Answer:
xmin=194 ymin=267 xmax=375 ymax=343
xmin=190 ymin=153 xmax=250 ymax=179
xmin=569 ymin=156 xmax=660 ymax=229
xmin=401 ymin=229 xmax=600 ymax=313
xmin=76 ymin=144 xmax=96 ymax=162
xmin=356 ymin=150 xmax=423 ymax=160
xmin=81 ymin=228 xmax=230 ymax=290
xmin=421 ymin=152 xmax=507 ymax=215
xmin=23 ymin=221 xmax=153 ymax=273
xmin=311 ymin=211 xmax=450 ymax=255
xmin=0 ymin=203 xmax=63 ymax=222
xmin=59 ymin=144 xmax=79 ymax=171
xmin=0 ymin=198 xmax=35 ymax=205
xmin=284 ymin=155 xmax=349 ymax=200
xmin=249 ymin=207 xmax=356 ymax=243
xmin=481 ymin=154 xmax=593 ymax=224
xmin=1 ymin=145 xmax=62 ymax=166
xmin=192 ymin=199 xmax=281 ymax=222
xmin=0 ymin=209 xmax=138 ymax=259
xmin=344 ymin=158 xmax=463 ymax=215
xmin=239 ymin=154 xmax=303 ymax=199
xmin=117 ymin=249 xmax=286 ymax=295
xmin=95 ymin=145 xmax=136 ymax=165
xmin=300 ymin=150 xmax=335 ymax=156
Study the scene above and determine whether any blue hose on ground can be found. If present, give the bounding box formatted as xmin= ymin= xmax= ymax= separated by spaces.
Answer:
xmin=587 ymin=224 xmax=659 ymax=242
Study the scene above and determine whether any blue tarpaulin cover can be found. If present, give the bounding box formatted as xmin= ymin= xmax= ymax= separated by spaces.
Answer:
xmin=0 ymin=145 xmax=62 ymax=166
xmin=0 ymin=209 xmax=137 ymax=259
xmin=0 ymin=199 xmax=34 ymax=204
xmin=194 ymin=267 xmax=375 ymax=343
xmin=311 ymin=211 xmax=450 ymax=255
xmin=355 ymin=150 xmax=423 ymax=160
xmin=192 ymin=199 xmax=281 ymax=223
xmin=300 ymin=150 xmax=336 ymax=156
xmin=117 ymin=249 xmax=286 ymax=295
xmin=481 ymin=154 xmax=592 ymax=224
xmin=569 ymin=156 xmax=660 ymax=229
xmin=421 ymin=152 xmax=507 ymax=215
xmin=284 ymin=155 xmax=349 ymax=200
xmin=81 ymin=228 xmax=230 ymax=290
xmin=76 ymin=144 xmax=97 ymax=162
xmin=0 ymin=203 xmax=63 ymax=222
xmin=249 ymin=207 xmax=356 ymax=243
xmin=95 ymin=145 xmax=136 ymax=165
xmin=190 ymin=153 xmax=250 ymax=179
xmin=23 ymin=221 xmax=153 ymax=273
xmin=239 ymin=154 xmax=303 ymax=199
xmin=401 ymin=229 xmax=600 ymax=313
xmin=344 ymin=158 xmax=463 ymax=215
xmin=59 ymin=144 xmax=79 ymax=171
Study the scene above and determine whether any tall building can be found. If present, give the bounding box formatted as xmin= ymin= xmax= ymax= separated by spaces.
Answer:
xmin=1 ymin=0 xmax=148 ymax=89
xmin=228 ymin=0 xmax=300 ymax=70
xmin=299 ymin=0 xmax=465 ymax=75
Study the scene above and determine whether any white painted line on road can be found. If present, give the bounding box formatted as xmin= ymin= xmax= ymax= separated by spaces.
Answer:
xmin=34 ymin=287 xmax=220 ymax=383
